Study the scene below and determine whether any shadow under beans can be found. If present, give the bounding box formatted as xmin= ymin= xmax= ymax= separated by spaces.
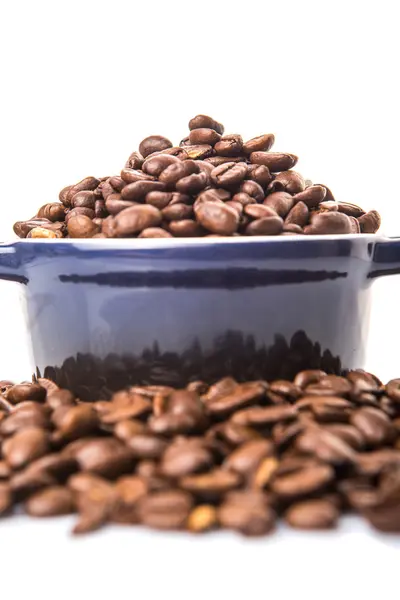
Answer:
xmin=38 ymin=330 xmax=342 ymax=401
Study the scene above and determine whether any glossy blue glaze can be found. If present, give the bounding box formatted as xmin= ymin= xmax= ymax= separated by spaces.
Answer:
xmin=1 ymin=236 xmax=399 ymax=399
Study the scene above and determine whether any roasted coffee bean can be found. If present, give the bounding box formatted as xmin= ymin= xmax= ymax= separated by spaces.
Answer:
xmin=125 ymin=151 xmax=144 ymax=170
xmin=63 ymin=177 xmax=100 ymax=207
xmin=292 ymin=185 xmax=326 ymax=208
xmin=337 ymin=202 xmax=365 ymax=218
xmin=268 ymin=171 xmax=305 ymax=195
xmin=105 ymin=194 xmax=136 ymax=215
xmin=264 ymin=192 xmax=294 ymax=218
xmin=3 ymin=427 xmax=50 ymax=469
xmin=232 ymin=405 xmax=297 ymax=427
xmin=271 ymin=464 xmax=334 ymax=499
xmin=74 ymin=438 xmax=134 ymax=478
xmin=37 ymin=203 xmax=66 ymax=222
xmin=244 ymin=204 xmax=277 ymax=219
xmin=223 ymin=440 xmax=273 ymax=477
xmin=180 ymin=469 xmax=241 ymax=499
xmin=350 ymin=407 xmax=395 ymax=447
xmin=114 ymin=205 xmax=162 ymax=236
xmin=67 ymin=215 xmax=99 ymax=238
xmin=285 ymin=499 xmax=338 ymax=529
xmin=195 ymin=201 xmax=239 ymax=235
xmin=137 ymin=489 xmax=193 ymax=529
xmin=138 ymin=227 xmax=173 ymax=238
xmin=159 ymin=160 xmax=199 ymax=186
xmin=187 ymin=504 xmax=218 ymax=532
xmin=176 ymin=171 xmax=208 ymax=194
xmin=120 ymin=168 xmax=154 ymax=184
xmin=304 ymin=211 xmax=353 ymax=235
xmin=184 ymin=145 xmax=213 ymax=160
xmin=295 ymin=427 xmax=356 ymax=464
xmin=6 ymin=383 xmax=46 ymax=405
xmin=71 ymin=190 xmax=96 ymax=209
xmin=245 ymin=216 xmax=284 ymax=236
xmin=358 ymin=210 xmax=381 ymax=233
xmin=142 ymin=154 xmax=180 ymax=177
xmin=243 ymin=134 xmax=275 ymax=155
xmin=121 ymin=180 xmax=166 ymax=201
xmin=218 ymin=491 xmax=275 ymax=536
xmin=51 ymin=404 xmax=99 ymax=441
xmin=139 ymin=135 xmax=173 ymax=158
xmin=189 ymin=115 xmax=224 ymax=135
xmin=27 ymin=227 xmax=63 ymax=239
xmin=211 ymin=162 xmax=248 ymax=188
xmin=0 ymin=405 xmax=50 ymax=436
xmin=284 ymin=201 xmax=309 ymax=227
xmin=205 ymin=156 xmax=244 ymax=167
xmin=294 ymin=370 xmax=327 ymax=389
xmin=189 ymin=128 xmax=221 ymax=146
xmin=250 ymin=152 xmax=298 ymax=171
xmin=167 ymin=219 xmax=205 ymax=237
xmin=0 ymin=482 xmax=12 ymax=515
xmin=161 ymin=438 xmax=213 ymax=478
xmin=161 ymin=203 xmax=193 ymax=221
xmin=65 ymin=207 xmax=95 ymax=222
xmin=206 ymin=382 xmax=265 ymax=417
xmin=25 ymin=486 xmax=75 ymax=517
xmin=215 ymin=134 xmax=243 ymax=157
xmin=239 ymin=180 xmax=264 ymax=202
xmin=246 ymin=164 xmax=273 ymax=188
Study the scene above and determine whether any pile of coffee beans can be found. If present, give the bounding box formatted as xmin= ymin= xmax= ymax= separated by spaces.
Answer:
xmin=13 ymin=114 xmax=381 ymax=239
xmin=2 ymin=369 xmax=400 ymax=535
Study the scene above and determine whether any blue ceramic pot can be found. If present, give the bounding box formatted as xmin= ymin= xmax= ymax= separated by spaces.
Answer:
xmin=1 ymin=236 xmax=399 ymax=399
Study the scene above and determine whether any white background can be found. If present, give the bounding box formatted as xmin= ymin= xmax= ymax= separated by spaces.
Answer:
xmin=1 ymin=1 xmax=400 ymax=598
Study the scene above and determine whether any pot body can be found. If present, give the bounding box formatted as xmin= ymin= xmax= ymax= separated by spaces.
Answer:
xmin=0 ymin=236 xmax=398 ymax=399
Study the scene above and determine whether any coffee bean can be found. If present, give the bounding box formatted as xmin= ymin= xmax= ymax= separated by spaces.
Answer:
xmin=161 ymin=438 xmax=213 ymax=478
xmin=121 ymin=180 xmax=166 ymax=201
xmin=180 ymin=469 xmax=241 ymax=499
xmin=71 ymin=190 xmax=96 ymax=209
xmin=114 ymin=205 xmax=162 ymax=236
xmin=268 ymin=171 xmax=305 ymax=195
xmin=51 ymin=405 xmax=99 ymax=441
xmin=350 ymin=407 xmax=395 ymax=447
xmin=65 ymin=207 xmax=95 ymax=222
xmin=0 ymin=405 xmax=50 ymax=436
xmin=211 ymin=162 xmax=248 ymax=188
xmin=159 ymin=160 xmax=199 ymax=186
xmin=218 ymin=491 xmax=275 ymax=536
xmin=184 ymin=145 xmax=213 ymax=160
xmin=74 ymin=438 xmax=134 ymax=478
xmin=239 ymin=180 xmax=265 ymax=202
xmin=304 ymin=212 xmax=353 ymax=235
xmin=125 ymin=151 xmax=144 ymax=170
xmin=25 ymin=486 xmax=75 ymax=517
xmin=37 ymin=203 xmax=66 ymax=222
xmin=285 ymin=499 xmax=338 ymax=529
xmin=139 ymin=227 xmax=173 ymax=238
xmin=223 ymin=440 xmax=273 ymax=477
xmin=295 ymin=427 xmax=356 ymax=464
xmin=176 ymin=171 xmax=208 ymax=194
xmin=137 ymin=490 xmax=193 ymax=529
xmin=271 ymin=464 xmax=334 ymax=498
xmin=246 ymin=164 xmax=273 ymax=188
xmin=195 ymin=201 xmax=239 ymax=235
xmin=250 ymin=152 xmax=298 ymax=171
xmin=189 ymin=115 xmax=224 ymax=135
xmin=215 ymin=134 xmax=243 ymax=157
xmin=187 ymin=504 xmax=218 ymax=532
xmin=243 ymin=134 xmax=275 ymax=155
xmin=292 ymin=185 xmax=326 ymax=208
xmin=0 ymin=482 xmax=12 ymax=515
xmin=105 ymin=194 xmax=136 ymax=215
xmin=264 ymin=192 xmax=294 ymax=218
xmin=232 ymin=405 xmax=297 ymax=427
xmin=139 ymin=136 xmax=173 ymax=159
xmin=245 ymin=216 xmax=284 ymax=235
xmin=206 ymin=382 xmax=266 ymax=417
xmin=142 ymin=154 xmax=180 ymax=177
xmin=120 ymin=168 xmax=155 ymax=184
xmin=252 ymin=457 xmax=279 ymax=489
xmin=294 ymin=370 xmax=327 ymax=389
xmin=358 ymin=210 xmax=381 ymax=233
xmin=3 ymin=427 xmax=50 ymax=469
xmin=6 ymin=383 xmax=46 ymax=405
xmin=189 ymin=128 xmax=221 ymax=146
xmin=167 ymin=219 xmax=205 ymax=237
xmin=244 ymin=204 xmax=277 ymax=219
xmin=337 ymin=202 xmax=365 ymax=218
xmin=284 ymin=201 xmax=309 ymax=227
xmin=67 ymin=215 xmax=100 ymax=238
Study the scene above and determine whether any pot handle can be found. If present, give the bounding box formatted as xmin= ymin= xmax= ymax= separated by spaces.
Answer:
xmin=0 ymin=243 xmax=28 ymax=284
xmin=369 ymin=238 xmax=400 ymax=279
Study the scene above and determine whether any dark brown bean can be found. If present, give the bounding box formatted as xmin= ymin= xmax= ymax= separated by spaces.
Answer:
xmin=189 ymin=128 xmax=221 ymax=146
xmin=189 ymin=115 xmax=224 ymax=135
xmin=195 ymin=201 xmax=239 ymax=235
xmin=243 ymin=134 xmax=275 ymax=155
xmin=350 ymin=407 xmax=395 ymax=447
xmin=142 ymin=154 xmax=180 ymax=177
xmin=6 ymin=383 xmax=46 ymax=405
xmin=285 ymin=499 xmax=338 ymax=529
xmin=137 ymin=490 xmax=193 ymax=529
xmin=358 ymin=210 xmax=381 ymax=233
xmin=138 ymin=227 xmax=173 ymax=238
xmin=246 ymin=164 xmax=273 ymax=188
xmin=121 ymin=180 xmax=166 ymax=201
xmin=292 ymin=185 xmax=326 ymax=208
xmin=239 ymin=180 xmax=265 ymax=202
xmin=176 ymin=171 xmax=208 ymax=194
xmin=250 ymin=152 xmax=298 ymax=171
xmin=25 ymin=486 xmax=75 ymax=517
xmin=167 ymin=220 xmax=205 ymax=237
xmin=268 ymin=171 xmax=305 ymax=195
xmin=245 ymin=216 xmax=284 ymax=236
xmin=0 ymin=482 xmax=12 ymax=515
xmin=139 ymin=135 xmax=173 ymax=158
xmin=184 ymin=145 xmax=213 ymax=160
xmin=158 ymin=160 xmax=199 ymax=186
xmin=304 ymin=212 xmax=354 ymax=235
xmin=215 ymin=134 xmax=243 ymax=157
xmin=284 ymin=201 xmax=309 ymax=227
xmin=114 ymin=205 xmax=162 ymax=236
xmin=3 ymin=427 xmax=50 ymax=469
xmin=264 ymin=192 xmax=294 ymax=218
xmin=37 ymin=203 xmax=66 ymax=222
xmin=67 ymin=215 xmax=99 ymax=238
xmin=120 ymin=168 xmax=154 ymax=184
xmin=211 ymin=162 xmax=248 ymax=188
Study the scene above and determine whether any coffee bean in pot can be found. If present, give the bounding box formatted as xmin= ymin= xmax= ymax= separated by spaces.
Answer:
xmin=13 ymin=114 xmax=381 ymax=238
